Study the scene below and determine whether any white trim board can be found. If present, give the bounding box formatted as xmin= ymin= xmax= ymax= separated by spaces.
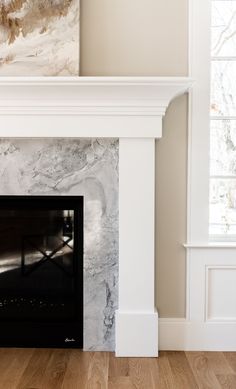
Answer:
xmin=159 ymin=318 xmax=236 ymax=351
xmin=184 ymin=243 xmax=236 ymax=249
xmin=187 ymin=0 xmax=211 ymax=243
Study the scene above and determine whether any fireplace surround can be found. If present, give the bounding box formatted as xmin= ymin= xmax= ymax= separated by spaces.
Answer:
xmin=0 ymin=76 xmax=192 ymax=357
xmin=0 ymin=138 xmax=118 ymax=351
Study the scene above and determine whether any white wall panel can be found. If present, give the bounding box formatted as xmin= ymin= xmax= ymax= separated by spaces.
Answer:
xmin=207 ymin=267 xmax=236 ymax=321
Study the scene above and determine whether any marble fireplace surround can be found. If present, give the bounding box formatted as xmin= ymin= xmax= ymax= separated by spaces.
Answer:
xmin=0 ymin=77 xmax=192 ymax=357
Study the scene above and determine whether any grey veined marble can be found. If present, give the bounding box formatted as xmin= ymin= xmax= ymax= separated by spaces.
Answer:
xmin=0 ymin=138 xmax=119 ymax=351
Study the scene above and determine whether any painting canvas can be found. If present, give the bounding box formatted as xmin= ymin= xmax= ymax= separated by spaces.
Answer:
xmin=0 ymin=0 xmax=80 ymax=76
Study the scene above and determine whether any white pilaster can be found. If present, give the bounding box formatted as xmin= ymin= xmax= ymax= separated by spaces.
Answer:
xmin=116 ymin=138 xmax=158 ymax=357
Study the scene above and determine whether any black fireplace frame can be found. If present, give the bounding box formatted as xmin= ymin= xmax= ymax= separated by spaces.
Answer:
xmin=0 ymin=195 xmax=83 ymax=349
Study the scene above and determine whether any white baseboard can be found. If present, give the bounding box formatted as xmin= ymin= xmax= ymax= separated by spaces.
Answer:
xmin=115 ymin=310 xmax=159 ymax=357
xmin=159 ymin=318 xmax=236 ymax=351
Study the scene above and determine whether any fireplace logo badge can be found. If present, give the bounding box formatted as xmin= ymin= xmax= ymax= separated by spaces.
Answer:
xmin=64 ymin=338 xmax=76 ymax=343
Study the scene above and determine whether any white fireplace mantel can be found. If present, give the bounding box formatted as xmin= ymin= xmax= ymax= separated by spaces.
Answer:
xmin=0 ymin=77 xmax=192 ymax=138
xmin=0 ymin=76 xmax=192 ymax=357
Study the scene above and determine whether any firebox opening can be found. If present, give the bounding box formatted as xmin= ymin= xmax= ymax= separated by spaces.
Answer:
xmin=0 ymin=195 xmax=83 ymax=348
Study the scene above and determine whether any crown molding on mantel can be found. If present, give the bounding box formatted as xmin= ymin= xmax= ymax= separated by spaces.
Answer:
xmin=0 ymin=76 xmax=192 ymax=138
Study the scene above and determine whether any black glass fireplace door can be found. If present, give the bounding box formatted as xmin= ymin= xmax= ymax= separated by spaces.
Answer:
xmin=0 ymin=196 xmax=83 ymax=348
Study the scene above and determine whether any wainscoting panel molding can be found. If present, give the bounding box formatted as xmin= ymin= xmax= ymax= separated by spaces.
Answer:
xmin=206 ymin=266 xmax=236 ymax=322
xmin=159 ymin=247 xmax=236 ymax=351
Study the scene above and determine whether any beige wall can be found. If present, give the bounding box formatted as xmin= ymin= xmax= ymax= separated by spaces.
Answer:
xmin=80 ymin=0 xmax=188 ymax=317
xmin=156 ymin=94 xmax=188 ymax=317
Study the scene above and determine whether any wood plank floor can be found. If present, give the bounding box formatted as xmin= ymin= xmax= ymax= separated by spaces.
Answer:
xmin=0 ymin=349 xmax=235 ymax=388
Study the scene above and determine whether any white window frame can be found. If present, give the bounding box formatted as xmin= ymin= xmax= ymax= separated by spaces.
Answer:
xmin=187 ymin=0 xmax=212 ymax=245
xmin=188 ymin=0 xmax=236 ymax=244
xmin=209 ymin=1 xmax=236 ymax=241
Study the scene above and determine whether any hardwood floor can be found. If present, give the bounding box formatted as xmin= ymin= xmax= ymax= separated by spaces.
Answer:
xmin=0 ymin=349 xmax=235 ymax=388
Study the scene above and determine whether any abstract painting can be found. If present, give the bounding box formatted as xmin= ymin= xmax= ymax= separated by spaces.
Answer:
xmin=0 ymin=0 xmax=80 ymax=76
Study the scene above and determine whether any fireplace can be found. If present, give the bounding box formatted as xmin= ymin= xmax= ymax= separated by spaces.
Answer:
xmin=0 ymin=195 xmax=83 ymax=348
xmin=0 ymin=77 xmax=192 ymax=356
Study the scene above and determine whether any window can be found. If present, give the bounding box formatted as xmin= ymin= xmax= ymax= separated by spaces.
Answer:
xmin=209 ymin=0 xmax=236 ymax=237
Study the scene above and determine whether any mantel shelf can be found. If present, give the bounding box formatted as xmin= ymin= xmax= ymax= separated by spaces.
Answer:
xmin=0 ymin=76 xmax=193 ymax=138
xmin=0 ymin=76 xmax=192 ymax=138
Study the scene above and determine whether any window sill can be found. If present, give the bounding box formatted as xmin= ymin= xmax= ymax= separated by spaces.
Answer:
xmin=184 ymin=242 xmax=236 ymax=249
